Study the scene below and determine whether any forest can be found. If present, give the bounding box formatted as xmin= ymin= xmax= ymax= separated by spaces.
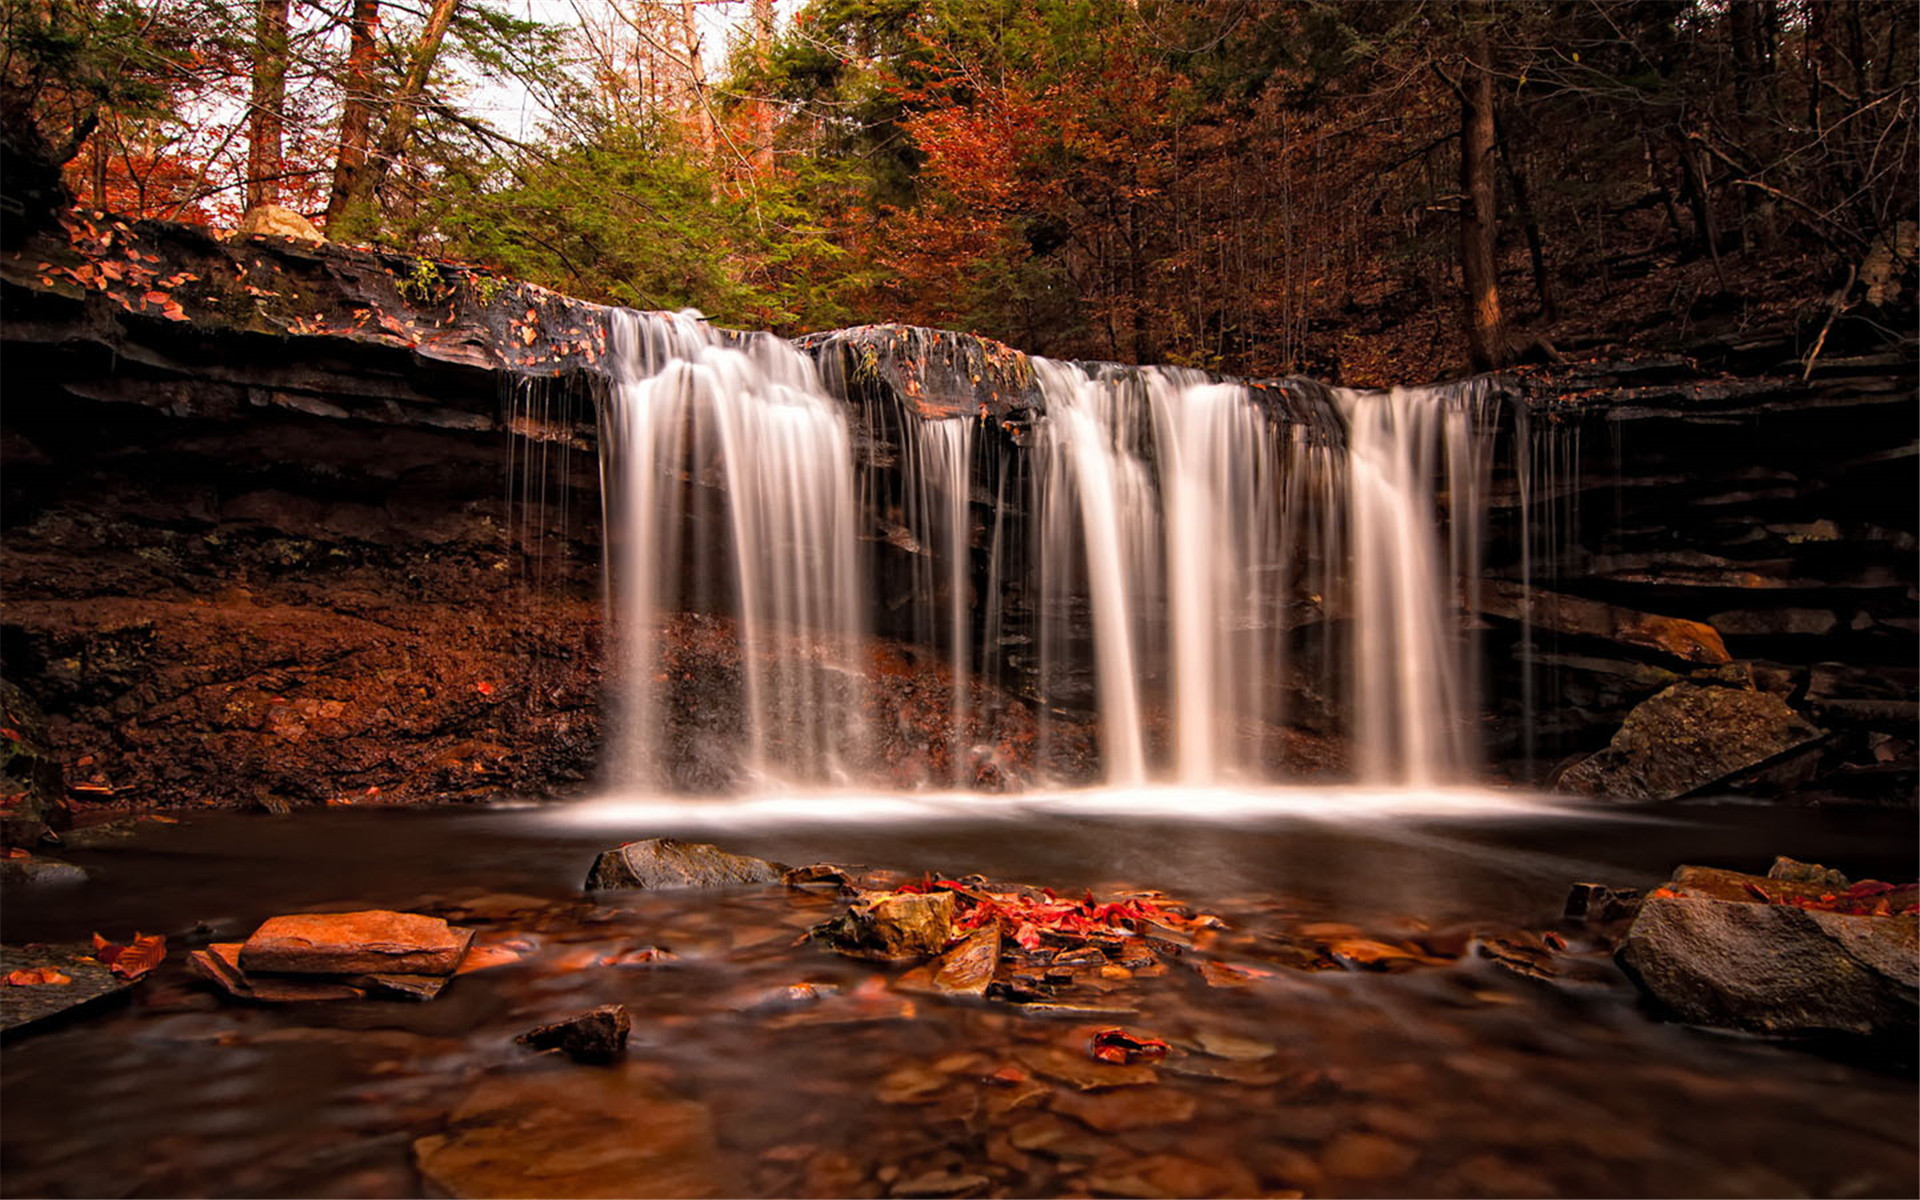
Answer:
xmin=6 ymin=0 xmax=1913 ymax=383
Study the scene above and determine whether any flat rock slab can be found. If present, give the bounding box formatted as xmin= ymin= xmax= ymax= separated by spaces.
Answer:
xmin=412 ymin=1067 xmax=725 ymax=1198
xmin=2 ymin=944 xmax=133 ymax=1034
xmin=897 ymin=925 xmax=1000 ymax=997
xmin=189 ymin=943 xmax=365 ymax=1003
xmin=1617 ymin=892 xmax=1917 ymax=1039
xmin=1555 ymin=682 xmax=1823 ymax=802
xmin=240 ymin=911 xmax=472 ymax=976
xmin=585 ymin=839 xmax=786 ymax=892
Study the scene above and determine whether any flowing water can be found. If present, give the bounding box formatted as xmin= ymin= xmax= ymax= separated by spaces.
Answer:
xmin=2 ymin=804 xmax=1912 ymax=1199
xmin=600 ymin=313 xmax=1505 ymax=796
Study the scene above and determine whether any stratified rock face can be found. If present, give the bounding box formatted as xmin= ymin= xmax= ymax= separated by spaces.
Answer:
xmin=584 ymin=839 xmax=786 ymax=892
xmin=240 ymin=911 xmax=472 ymax=976
xmin=1555 ymin=682 xmax=1823 ymax=802
xmin=1617 ymin=894 xmax=1917 ymax=1039
xmin=0 ymin=679 xmax=68 ymax=845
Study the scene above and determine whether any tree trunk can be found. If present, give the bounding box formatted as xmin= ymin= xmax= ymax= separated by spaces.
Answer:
xmin=1494 ymin=115 xmax=1556 ymax=324
xmin=750 ymin=0 xmax=774 ymax=173
xmin=246 ymin=0 xmax=290 ymax=210
xmin=1457 ymin=1 xmax=1507 ymax=372
xmin=326 ymin=0 xmax=381 ymax=227
xmin=678 ymin=0 xmax=715 ymax=158
xmin=339 ymin=0 xmax=460 ymax=221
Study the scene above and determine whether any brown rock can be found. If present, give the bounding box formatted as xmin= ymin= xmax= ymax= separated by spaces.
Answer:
xmin=1052 ymin=1086 xmax=1197 ymax=1133
xmin=814 ymin=891 xmax=956 ymax=961
xmin=1554 ymin=683 xmax=1824 ymax=803
xmin=240 ymin=911 xmax=472 ymax=976
xmin=189 ymin=943 xmax=365 ymax=1003
xmin=1616 ymin=893 xmax=1918 ymax=1039
xmin=585 ymin=839 xmax=786 ymax=891
xmin=516 ymin=1003 xmax=632 ymax=1063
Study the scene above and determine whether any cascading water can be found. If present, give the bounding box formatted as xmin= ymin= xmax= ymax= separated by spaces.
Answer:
xmin=596 ymin=314 xmax=1505 ymax=796
xmin=598 ymin=309 xmax=864 ymax=788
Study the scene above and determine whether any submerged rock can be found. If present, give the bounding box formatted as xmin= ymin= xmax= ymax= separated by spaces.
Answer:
xmin=1616 ymin=868 xmax=1917 ymax=1040
xmin=1555 ymin=682 xmax=1824 ymax=802
xmin=412 ymin=1067 xmax=724 ymax=1198
xmin=516 ymin=1003 xmax=632 ymax=1064
xmin=585 ymin=839 xmax=786 ymax=892
xmin=0 ymin=854 xmax=88 ymax=885
xmin=240 ymin=911 xmax=473 ymax=976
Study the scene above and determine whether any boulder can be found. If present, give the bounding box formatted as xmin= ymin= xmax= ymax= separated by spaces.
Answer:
xmin=585 ymin=839 xmax=786 ymax=892
xmin=239 ymin=911 xmax=472 ymax=976
xmin=516 ymin=1003 xmax=632 ymax=1064
xmin=1616 ymin=882 xmax=1917 ymax=1040
xmin=235 ymin=204 xmax=325 ymax=242
xmin=1555 ymin=682 xmax=1824 ymax=802
xmin=812 ymin=891 xmax=956 ymax=961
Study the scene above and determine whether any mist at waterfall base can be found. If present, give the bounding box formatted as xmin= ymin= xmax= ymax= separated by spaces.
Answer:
xmin=570 ymin=309 xmax=1560 ymax=830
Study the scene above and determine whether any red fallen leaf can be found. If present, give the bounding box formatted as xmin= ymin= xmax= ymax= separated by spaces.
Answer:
xmin=93 ymin=932 xmax=166 ymax=980
xmin=5 ymin=847 xmax=30 ymax=858
xmin=0 ymin=728 xmax=21 ymax=740
xmin=1089 ymin=1028 xmax=1170 ymax=1064
xmin=141 ymin=290 xmax=169 ymax=306
xmin=5 ymin=968 xmax=71 ymax=986
xmin=1741 ymin=881 xmax=1772 ymax=902
xmin=475 ymin=680 xmax=494 ymax=696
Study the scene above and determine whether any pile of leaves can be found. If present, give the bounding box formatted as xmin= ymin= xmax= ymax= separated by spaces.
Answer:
xmin=1727 ymin=879 xmax=1920 ymax=918
xmin=892 ymin=873 xmax=1214 ymax=952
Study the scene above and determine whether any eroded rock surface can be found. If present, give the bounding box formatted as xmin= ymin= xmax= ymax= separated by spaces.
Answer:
xmin=1555 ymin=682 xmax=1824 ymax=802
xmin=1617 ymin=886 xmax=1917 ymax=1040
xmin=585 ymin=839 xmax=786 ymax=892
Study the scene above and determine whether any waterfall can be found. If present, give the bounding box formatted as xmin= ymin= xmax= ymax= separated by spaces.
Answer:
xmin=598 ymin=310 xmax=864 ymax=789
xmin=598 ymin=315 xmax=1502 ymax=793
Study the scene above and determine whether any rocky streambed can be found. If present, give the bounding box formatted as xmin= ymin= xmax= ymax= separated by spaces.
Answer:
xmin=2 ymin=800 xmax=1914 ymax=1198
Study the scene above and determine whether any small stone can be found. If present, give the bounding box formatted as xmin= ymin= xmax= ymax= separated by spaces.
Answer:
xmin=586 ymin=838 xmax=786 ymax=891
xmin=1767 ymin=856 xmax=1850 ymax=890
xmin=1564 ymin=882 xmax=1643 ymax=924
xmin=241 ymin=911 xmax=472 ymax=976
xmin=516 ymin=1003 xmax=632 ymax=1064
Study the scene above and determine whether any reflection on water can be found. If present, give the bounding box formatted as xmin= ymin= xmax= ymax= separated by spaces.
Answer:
xmin=2 ymin=803 xmax=1914 ymax=1198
